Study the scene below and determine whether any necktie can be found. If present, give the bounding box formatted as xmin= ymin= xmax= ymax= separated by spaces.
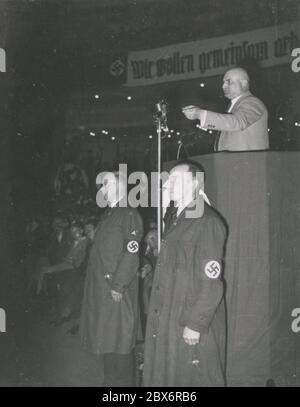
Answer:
xmin=163 ymin=201 xmax=178 ymax=233
xmin=214 ymin=101 xmax=232 ymax=152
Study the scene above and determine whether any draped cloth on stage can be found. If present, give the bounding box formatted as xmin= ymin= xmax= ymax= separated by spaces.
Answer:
xmin=165 ymin=152 xmax=300 ymax=386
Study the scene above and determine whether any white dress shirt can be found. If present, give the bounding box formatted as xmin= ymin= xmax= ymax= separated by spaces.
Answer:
xmin=227 ymin=95 xmax=241 ymax=112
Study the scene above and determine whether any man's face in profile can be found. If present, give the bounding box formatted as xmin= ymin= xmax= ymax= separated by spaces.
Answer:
xmin=169 ymin=164 xmax=195 ymax=205
xmin=99 ymin=173 xmax=118 ymax=205
xmin=222 ymin=71 xmax=244 ymax=100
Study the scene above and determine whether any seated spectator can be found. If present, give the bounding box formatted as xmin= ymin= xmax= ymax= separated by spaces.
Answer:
xmin=46 ymin=214 xmax=72 ymax=266
xmin=147 ymin=217 xmax=157 ymax=231
xmin=30 ymin=214 xmax=72 ymax=308
xmin=140 ymin=228 xmax=158 ymax=319
xmin=67 ymin=218 xmax=98 ymax=335
xmin=40 ymin=222 xmax=88 ymax=326
xmin=23 ymin=216 xmax=47 ymax=293
xmin=83 ymin=217 xmax=98 ymax=247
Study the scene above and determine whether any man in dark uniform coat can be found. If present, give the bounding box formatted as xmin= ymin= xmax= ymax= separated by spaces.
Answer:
xmin=80 ymin=170 xmax=143 ymax=387
xmin=143 ymin=160 xmax=227 ymax=387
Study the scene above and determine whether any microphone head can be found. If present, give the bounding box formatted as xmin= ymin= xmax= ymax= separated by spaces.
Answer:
xmin=155 ymin=100 xmax=168 ymax=115
xmin=155 ymin=102 xmax=162 ymax=112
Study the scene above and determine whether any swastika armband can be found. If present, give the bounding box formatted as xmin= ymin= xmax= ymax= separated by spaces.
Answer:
xmin=202 ymin=259 xmax=221 ymax=279
xmin=125 ymin=240 xmax=139 ymax=254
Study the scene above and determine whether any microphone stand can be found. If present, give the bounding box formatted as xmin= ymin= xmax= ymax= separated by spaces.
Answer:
xmin=156 ymin=118 xmax=162 ymax=253
xmin=153 ymin=101 xmax=168 ymax=253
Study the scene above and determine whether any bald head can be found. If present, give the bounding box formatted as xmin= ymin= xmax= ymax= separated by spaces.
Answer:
xmin=226 ymin=68 xmax=249 ymax=82
xmin=222 ymin=67 xmax=250 ymax=100
xmin=96 ymin=170 xmax=127 ymax=207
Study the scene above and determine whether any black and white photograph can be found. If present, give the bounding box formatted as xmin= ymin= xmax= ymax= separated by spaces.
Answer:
xmin=0 ymin=0 xmax=299 ymax=391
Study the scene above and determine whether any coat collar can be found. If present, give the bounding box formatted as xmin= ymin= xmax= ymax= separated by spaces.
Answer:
xmin=163 ymin=198 xmax=205 ymax=237
xmin=230 ymin=90 xmax=252 ymax=112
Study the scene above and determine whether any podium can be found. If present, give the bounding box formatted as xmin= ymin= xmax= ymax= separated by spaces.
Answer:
xmin=165 ymin=152 xmax=300 ymax=386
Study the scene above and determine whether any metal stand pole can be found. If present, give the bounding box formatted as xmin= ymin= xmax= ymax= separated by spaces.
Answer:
xmin=156 ymin=120 xmax=162 ymax=253
xmin=153 ymin=100 xmax=168 ymax=254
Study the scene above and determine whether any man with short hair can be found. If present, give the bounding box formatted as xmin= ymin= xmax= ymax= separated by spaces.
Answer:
xmin=182 ymin=67 xmax=269 ymax=151
xmin=143 ymin=159 xmax=227 ymax=387
xmin=80 ymin=170 xmax=143 ymax=387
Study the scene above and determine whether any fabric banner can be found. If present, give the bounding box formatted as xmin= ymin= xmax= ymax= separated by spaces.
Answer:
xmin=127 ymin=21 xmax=300 ymax=86
xmin=164 ymin=151 xmax=300 ymax=386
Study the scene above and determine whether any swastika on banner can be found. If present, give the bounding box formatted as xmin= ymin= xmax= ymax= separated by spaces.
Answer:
xmin=127 ymin=240 xmax=139 ymax=253
xmin=110 ymin=57 xmax=125 ymax=77
xmin=204 ymin=260 xmax=221 ymax=279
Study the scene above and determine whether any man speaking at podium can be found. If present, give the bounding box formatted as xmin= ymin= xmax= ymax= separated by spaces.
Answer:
xmin=182 ymin=67 xmax=269 ymax=152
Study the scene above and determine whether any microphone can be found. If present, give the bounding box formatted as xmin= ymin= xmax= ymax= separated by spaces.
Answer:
xmin=154 ymin=100 xmax=169 ymax=132
xmin=155 ymin=102 xmax=163 ymax=116
xmin=155 ymin=100 xmax=167 ymax=118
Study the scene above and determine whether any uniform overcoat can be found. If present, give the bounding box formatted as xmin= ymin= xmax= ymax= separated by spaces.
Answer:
xmin=80 ymin=205 xmax=143 ymax=355
xmin=143 ymin=204 xmax=227 ymax=386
